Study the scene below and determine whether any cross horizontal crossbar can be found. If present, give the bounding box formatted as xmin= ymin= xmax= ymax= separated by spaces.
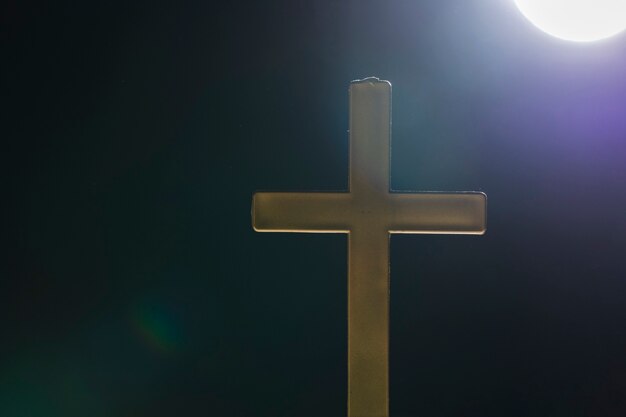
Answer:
xmin=253 ymin=191 xmax=486 ymax=234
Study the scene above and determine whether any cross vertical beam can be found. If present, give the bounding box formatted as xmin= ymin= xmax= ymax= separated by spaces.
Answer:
xmin=347 ymin=80 xmax=391 ymax=417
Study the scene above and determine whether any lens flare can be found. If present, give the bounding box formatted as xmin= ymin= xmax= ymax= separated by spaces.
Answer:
xmin=132 ymin=301 xmax=181 ymax=354
xmin=514 ymin=0 xmax=626 ymax=42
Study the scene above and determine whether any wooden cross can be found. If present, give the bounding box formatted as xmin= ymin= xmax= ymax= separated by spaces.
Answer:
xmin=252 ymin=78 xmax=487 ymax=417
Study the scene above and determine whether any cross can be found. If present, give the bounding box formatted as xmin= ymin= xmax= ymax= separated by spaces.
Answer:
xmin=252 ymin=78 xmax=487 ymax=417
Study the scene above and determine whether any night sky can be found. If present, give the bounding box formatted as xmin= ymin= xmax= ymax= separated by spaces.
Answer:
xmin=4 ymin=1 xmax=626 ymax=416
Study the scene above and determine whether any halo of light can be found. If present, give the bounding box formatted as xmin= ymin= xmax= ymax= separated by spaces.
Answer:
xmin=514 ymin=0 xmax=626 ymax=42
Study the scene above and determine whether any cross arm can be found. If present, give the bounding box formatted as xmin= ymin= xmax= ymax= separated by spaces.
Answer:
xmin=252 ymin=192 xmax=353 ymax=233
xmin=386 ymin=192 xmax=487 ymax=234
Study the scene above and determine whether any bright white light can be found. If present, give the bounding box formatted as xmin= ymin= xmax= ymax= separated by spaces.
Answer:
xmin=514 ymin=0 xmax=626 ymax=42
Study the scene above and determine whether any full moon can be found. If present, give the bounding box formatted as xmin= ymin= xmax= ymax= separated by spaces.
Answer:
xmin=514 ymin=0 xmax=626 ymax=42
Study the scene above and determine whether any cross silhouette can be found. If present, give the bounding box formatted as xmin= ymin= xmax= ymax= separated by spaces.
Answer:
xmin=252 ymin=78 xmax=487 ymax=417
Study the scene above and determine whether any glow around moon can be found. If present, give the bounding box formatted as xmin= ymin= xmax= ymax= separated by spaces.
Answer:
xmin=514 ymin=0 xmax=626 ymax=42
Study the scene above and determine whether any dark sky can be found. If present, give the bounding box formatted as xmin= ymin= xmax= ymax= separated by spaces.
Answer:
xmin=3 ymin=1 xmax=626 ymax=416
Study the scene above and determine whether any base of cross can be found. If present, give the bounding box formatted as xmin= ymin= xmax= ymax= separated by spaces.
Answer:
xmin=253 ymin=77 xmax=486 ymax=417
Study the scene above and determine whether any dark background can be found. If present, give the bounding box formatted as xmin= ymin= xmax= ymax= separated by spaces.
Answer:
xmin=3 ymin=1 xmax=626 ymax=416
